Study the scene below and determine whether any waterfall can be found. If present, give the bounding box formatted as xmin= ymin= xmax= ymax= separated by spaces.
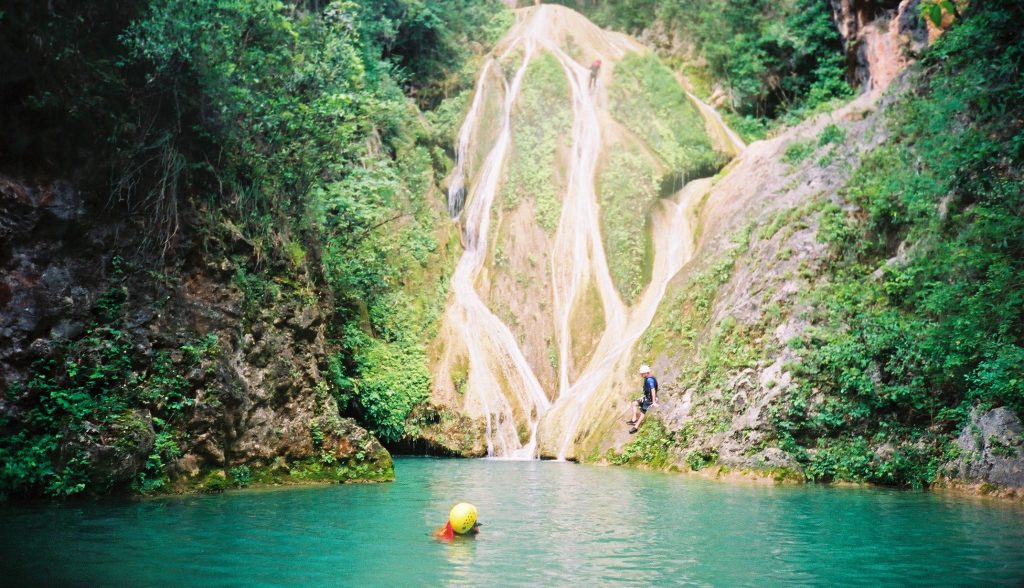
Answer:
xmin=684 ymin=90 xmax=746 ymax=155
xmin=446 ymin=33 xmax=551 ymax=459
xmin=442 ymin=5 xmax=740 ymax=459
xmin=447 ymin=61 xmax=494 ymax=218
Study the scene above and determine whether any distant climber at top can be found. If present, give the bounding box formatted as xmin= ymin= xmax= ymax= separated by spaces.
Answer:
xmin=589 ymin=59 xmax=601 ymax=90
xmin=627 ymin=365 xmax=658 ymax=434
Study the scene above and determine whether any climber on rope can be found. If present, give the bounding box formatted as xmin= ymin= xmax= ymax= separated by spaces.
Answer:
xmin=589 ymin=59 xmax=601 ymax=90
xmin=627 ymin=364 xmax=658 ymax=434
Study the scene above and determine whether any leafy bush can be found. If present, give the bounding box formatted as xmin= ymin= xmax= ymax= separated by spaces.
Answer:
xmin=609 ymin=420 xmax=672 ymax=468
xmin=343 ymin=327 xmax=433 ymax=444
xmin=685 ymin=448 xmax=719 ymax=471
xmin=783 ymin=140 xmax=816 ymax=165
xmin=778 ymin=0 xmax=1024 ymax=488
xmin=817 ymin=124 xmax=846 ymax=147
xmin=230 ymin=466 xmax=252 ymax=488
xmin=579 ymin=0 xmax=851 ymax=118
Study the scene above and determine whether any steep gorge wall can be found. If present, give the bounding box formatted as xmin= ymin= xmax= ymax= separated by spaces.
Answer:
xmin=0 ymin=176 xmax=392 ymax=495
xmin=608 ymin=1 xmax=1024 ymax=497
xmin=610 ymin=93 xmax=888 ymax=474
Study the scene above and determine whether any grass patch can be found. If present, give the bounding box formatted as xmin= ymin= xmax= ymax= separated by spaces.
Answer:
xmin=501 ymin=51 xmax=571 ymax=233
xmin=783 ymin=139 xmax=816 ymax=165
xmin=598 ymin=147 xmax=659 ymax=303
xmin=817 ymin=123 xmax=846 ymax=146
xmin=608 ymin=52 xmax=726 ymax=181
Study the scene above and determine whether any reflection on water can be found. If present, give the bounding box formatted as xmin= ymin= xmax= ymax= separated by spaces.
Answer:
xmin=2 ymin=457 xmax=1024 ymax=586
xmin=443 ymin=538 xmax=477 ymax=582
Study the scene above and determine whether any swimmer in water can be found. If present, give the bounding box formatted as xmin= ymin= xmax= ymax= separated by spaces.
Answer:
xmin=433 ymin=502 xmax=482 ymax=540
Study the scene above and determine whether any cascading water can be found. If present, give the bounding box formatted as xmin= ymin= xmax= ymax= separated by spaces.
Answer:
xmin=445 ymin=30 xmax=552 ymax=459
xmin=685 ymin=90 xmax=747 ymax=155
xmin=441 ymin=5 xmax=743 ymax=459
xmin=447 ymin=61 xmax=494 ymax=218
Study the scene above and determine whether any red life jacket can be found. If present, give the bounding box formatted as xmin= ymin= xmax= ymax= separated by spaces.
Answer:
xmin=433 ymin=521 xmax=455 ymax=540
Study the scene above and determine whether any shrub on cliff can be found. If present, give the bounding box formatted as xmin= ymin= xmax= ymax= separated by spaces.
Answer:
xmin=778 ymin=0 xmax=1024 ymax=488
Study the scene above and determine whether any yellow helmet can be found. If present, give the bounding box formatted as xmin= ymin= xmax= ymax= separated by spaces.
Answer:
xmin=448 ymin=502 xmax=478 ymax=534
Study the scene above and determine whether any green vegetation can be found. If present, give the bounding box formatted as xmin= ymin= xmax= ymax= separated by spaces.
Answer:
xmin=354 ymin=1 xmax=514 ymax=109
xmin=341 ymin=325 xmax=432 ymax=444
xmin=575 ymin=0 xmax=852 ymax=128
xmin=598 ymin=149 xmax=658 ymax=302
xmin=608 ymin=420 xmax=672 ymax=468
xmin=608 ymin=53 xmax=724 ymax=182
xmin=229 ymin=466 xmax=252 ymax=488
xmin=783 ymin=140 xmax=816 ymax=166
xmin=601 ymin=52 xmax=724 ymax=303
xmin=774 ymin=1 xmax=1024 ymax=489
xmin=0 ymin=0 xmax=510 ymax=497
xmin=501 ymin=51 xmax=572 ymax=232
xmin=685 ymin=448 xmax=719 ymax=472
xmin=817 ymin=124 xmax=846 ymax=147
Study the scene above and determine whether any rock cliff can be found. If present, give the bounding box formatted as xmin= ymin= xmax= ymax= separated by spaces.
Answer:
xmin=0 ymin=175 xmax=392 ymax=496
xmin=943 ymin=408 xmax=1024 ymax=497
xmin=619 ymin=91 xmax=890 ymax=477
xmin=829 ymin=0 xmax=932 ymax=92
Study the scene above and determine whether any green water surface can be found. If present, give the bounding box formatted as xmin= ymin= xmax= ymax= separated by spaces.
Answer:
xmin=2 ymin=457 xmax=1023 ymax=586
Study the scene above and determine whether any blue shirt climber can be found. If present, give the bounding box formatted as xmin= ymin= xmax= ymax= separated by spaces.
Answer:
xmin=628 ymin=365 xmax=658 ymax=434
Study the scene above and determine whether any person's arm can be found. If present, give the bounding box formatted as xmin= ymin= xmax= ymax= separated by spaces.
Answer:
xmin=652 ymin=381 xmax=658 ymax=405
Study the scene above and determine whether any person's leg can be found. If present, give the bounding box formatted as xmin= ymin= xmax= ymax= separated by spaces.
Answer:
xmin=630 ymin=405 xmax=646 ymax=432
xmin=630 ymin=400 xmax=639 ymax=422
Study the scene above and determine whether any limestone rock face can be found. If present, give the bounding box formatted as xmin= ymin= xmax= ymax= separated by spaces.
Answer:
xmin=611 ymin=90 xmax=890 ymax=476
xmin=0 ymin=174 xmax=392 ymax=494
xmin=947 ymin=407 xmax=1024 ymax=489
xmin=829 ymin=0 xmax=931 ymax=92
xmin=0 ymin=177 xmax=93 ymax=385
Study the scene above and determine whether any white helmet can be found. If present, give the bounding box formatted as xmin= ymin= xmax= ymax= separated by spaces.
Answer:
xmin=638 ymin=364 xmax=651 ymax=374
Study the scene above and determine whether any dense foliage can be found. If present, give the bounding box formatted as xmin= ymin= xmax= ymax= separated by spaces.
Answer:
xmin=0 ymin=0 xmax=509 ymax=496
xmin=777 ymin=0 xmax=1024 ymax=488
xmin=0 ymin=259 xmax=221 ymax=497
xmin=556 ymin=0 xmax=851 ymax=124
xmin=500 ymin=51 xmax=572 ymax=232
xmin=601 ymin=52 xmax=724 ymax=302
